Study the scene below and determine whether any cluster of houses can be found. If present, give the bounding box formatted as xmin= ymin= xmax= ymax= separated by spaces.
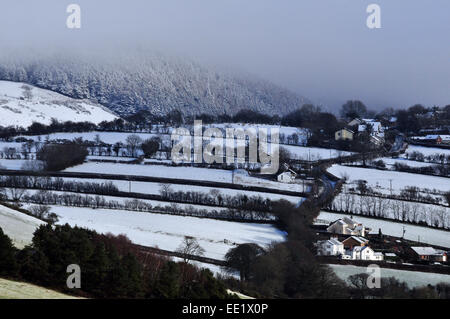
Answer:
xmin=316 ymin=217 xmax=384 ymax=261
xmin=316 ymin=235 xmax=384 ymax=261
xmin=317 ymin=217 xmax=448 ymax=264
xmin=335 ymin=118 xmax=385 ymax=146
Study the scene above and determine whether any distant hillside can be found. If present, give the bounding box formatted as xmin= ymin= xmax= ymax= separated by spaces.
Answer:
xmin=0 ymin=81 xmax=118 ymax=128
xmin=0 ymin=52 xmax=309 ymax=117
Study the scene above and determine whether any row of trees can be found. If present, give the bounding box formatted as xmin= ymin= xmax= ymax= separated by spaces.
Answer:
xmin=330 ymin=192 xmax=450 ymax=229
xmin=0 ymin=176 xmax=276 ymax=217
xmin=0 ymin=176 xmax=119 ymax=195
xmin=349 ymin=178 xmax=449 ymax=206
xmin=392 ymin=162 xmax=449 ymax=177
xmin=13 ymin=190 xmax=272 ymax=222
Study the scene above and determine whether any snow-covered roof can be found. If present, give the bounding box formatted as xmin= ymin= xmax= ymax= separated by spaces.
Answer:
xmin=317 ymin=238 xmax=343 ymax=246
xmin=374 ymin=252 xmax=383 ymax=256
xmin=337 ymin=128 xmax=354 ymax=134
xmin=342 ymin=217 xmax=358 ymax=226
xmin=343 ymin=236 xmax=368 ymax=244
xmin=411 ymin=135 xmax=450 ymax=141
xmin=359 ymin=121 xmax=382 ymax=132
xmin=411 ymin=247 xmax=445 ymax=256
xmin=328 ymin=238 xmax=343 ymax=246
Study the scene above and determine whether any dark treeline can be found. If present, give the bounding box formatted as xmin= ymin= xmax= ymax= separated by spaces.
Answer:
xmin=393 ymin=162 xmax=449 ymax=177
xmin=0 ymin=102 xmax=448 ymax=141
xmin=405 ymin=150 xmax=450 ymax=165
xmin=0 ymin=225 xmax=230 ymax=299
xmin=0 ymin=176 xmax=120 ymax=196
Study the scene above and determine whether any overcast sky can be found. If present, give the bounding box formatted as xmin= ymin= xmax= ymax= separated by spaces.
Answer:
xmin=1 ymin=0 xmax=449 ymax=112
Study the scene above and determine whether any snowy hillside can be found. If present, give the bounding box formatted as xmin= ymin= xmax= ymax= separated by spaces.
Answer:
xmin=0 ymin=81 xmax=118 ymax=128
xmin=0 ymin=52 xmax=309 ymax=116
xmin=0 ymin=204 xmax=45 ymax=249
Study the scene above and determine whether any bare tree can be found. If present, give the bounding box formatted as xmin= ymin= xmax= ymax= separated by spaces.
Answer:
xmin=126 ymin=134 xmax=143 ymax=158
xmin=21 ymin=84 xmax=33 ymax=100
xmin=8 ymin=188 xmax=27 ymax=201
xmin=21 ymin=160 xmax=44 ymax=172
xmin=176 ymin=236 xmax=205 ymax=263
xmin=3 ymin=147 xmax=17 ymax=159
xmin=159 ymin=183 xmax=173 ymax=199
xmin=445 ymin=191 xmax=450 ymax=207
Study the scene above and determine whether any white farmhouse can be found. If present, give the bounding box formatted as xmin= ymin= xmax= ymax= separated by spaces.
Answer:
xmin=316 ymin=237 xmax=345 ymax=256
xmin=327 ymin=217 xmax=371 ymax=237
xmin=348 ymin=246 xmax=384 ymax=261
xmin=277 ymin=169 xmax=297 ymax=183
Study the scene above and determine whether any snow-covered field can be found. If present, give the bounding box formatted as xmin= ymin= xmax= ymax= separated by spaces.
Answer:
xmin=52 ymin=206 xmax=286 ymax=260
xmin=0 ymin=81 xmax=118 ymax=127
xmin=283 ymin=145 xmax=354 ymax=161
xmin=406 ymin=145 xmax=450 ymax=158
xmin=318 ymin=211 xmax=450 ymax=248
xmin=328 ymin=164 xmax=450 ymax=195
xmin=65 ymin=162 xmax=305 ymax=193
xmin=0 ymin=159 xmax=43 ymax=170
xmin=66 ymin=162 xmax=233 ymax=181
xmin=329 ymin=264 xmax=450 ymax=288
xmin=0 ymin=204 xmax=44 ymax=249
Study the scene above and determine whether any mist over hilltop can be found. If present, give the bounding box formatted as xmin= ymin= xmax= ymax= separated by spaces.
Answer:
xmin=0 ymin=50 xmax=309 ymax=117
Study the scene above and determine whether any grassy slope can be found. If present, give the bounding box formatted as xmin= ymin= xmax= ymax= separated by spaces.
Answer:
xmin=0 ymin=278 xmax=81 ymax=299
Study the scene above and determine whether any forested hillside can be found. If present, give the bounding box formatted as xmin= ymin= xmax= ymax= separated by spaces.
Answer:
xmin=0 ymin=52 xmax=309 ymax=117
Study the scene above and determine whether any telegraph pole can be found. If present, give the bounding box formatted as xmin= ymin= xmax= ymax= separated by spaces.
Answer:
xmin=389 ymin=179 xmax=393 ymax=196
